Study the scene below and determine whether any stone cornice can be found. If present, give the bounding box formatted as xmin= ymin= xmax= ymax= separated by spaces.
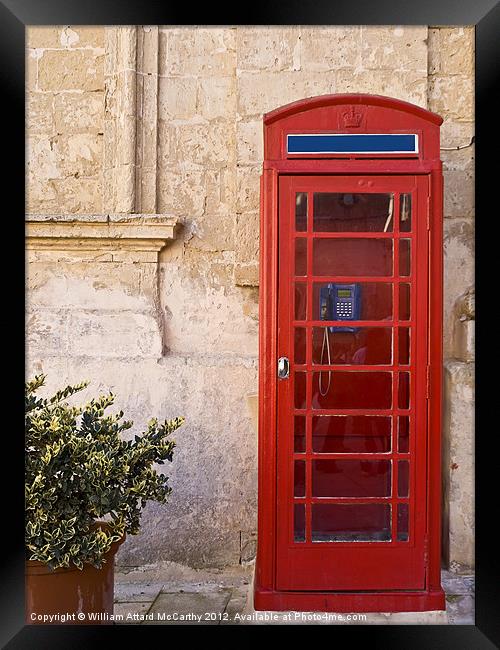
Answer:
xmin=26 ymin=214 xmax=177 ymax=252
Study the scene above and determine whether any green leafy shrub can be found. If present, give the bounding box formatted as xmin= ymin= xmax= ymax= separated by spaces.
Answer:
xmin=25 ymin=374 xmax=184 ymax=571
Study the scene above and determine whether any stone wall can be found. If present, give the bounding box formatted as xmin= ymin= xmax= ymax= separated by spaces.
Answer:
xmin=27 ymin=26 xmax=105 ymax=213
xmin=427 ymin=27 xmax=475 ymax=572
xmin=26 ymin=25 xmax=474 ymax=570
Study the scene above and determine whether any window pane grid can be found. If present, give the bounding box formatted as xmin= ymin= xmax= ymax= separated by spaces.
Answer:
xmin=291 ymin=192 xmax=414 ymax=545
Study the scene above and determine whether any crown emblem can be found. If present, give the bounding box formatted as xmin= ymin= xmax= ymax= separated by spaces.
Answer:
xmin=341 ymin=106 xmax=363 ymax=128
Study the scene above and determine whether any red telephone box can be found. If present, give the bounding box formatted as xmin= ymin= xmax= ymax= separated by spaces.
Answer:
xmin=255 ymin=94 xmax=445 ymax=612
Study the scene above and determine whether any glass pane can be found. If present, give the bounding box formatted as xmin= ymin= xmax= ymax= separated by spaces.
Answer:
xmin=399 ymin=193 xmax=412 ymax=232
xmin=399 ymin=239 xmax=411 ymax=276
xmin=294 ymin=503 xmax=305 ymax=542
xmin=398 ymin=372 xmax=410 ymax=409
xmin=398 ymin=328 xmax=410 ymax=365
xmin=397 ymin=503 xmax=409 ymax=541
xmin=294 ymin=327 xmax=306 ymax=365
xmin=294 ymin=372 xmax=307 ymax=409
xmin=294 ymin=460 xmax=305 ymax=497
xmin=312 ymin=503 xmax=391 ymax=542
xmin=295 ymin=282 xmax=307 ymax=320
xmin=313 ymin=282 xmax=393 ymax=321
xmin=295 ymin=238 xmax=307 ymax=276
xmin=312 ymin=327 xmax=392 ymax=365
xmin=312 ymin=415 xmax=391 ymax=453
xmin=398 ymin=416 xmax=410 ymax=453
xmin=294 ymin=416 xmax=306 ymax=453
xmin=312 ymin=460 xmax=392 ymax=496
xmin=295 ymin=192 xmax=307 ymax=232
xmin=313 ymin=239 xmax=393 ymax=276
xmin=398 ymin=460 xmax=409 ymax=497
xmin=312 ymin=371 xmax=392 ymax=409
xmin=313 ymin=193 xmax=394 ymax=232
xmin=399 ymin=283 xmax=411 ymax=320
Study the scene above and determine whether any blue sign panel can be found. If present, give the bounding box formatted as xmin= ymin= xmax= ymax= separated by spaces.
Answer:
xmin=287 ymin=133 xmax=418 ymax=154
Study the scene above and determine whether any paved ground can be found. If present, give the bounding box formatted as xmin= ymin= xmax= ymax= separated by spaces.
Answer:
xmin=114 ymin=563 xmax=474 ymax=625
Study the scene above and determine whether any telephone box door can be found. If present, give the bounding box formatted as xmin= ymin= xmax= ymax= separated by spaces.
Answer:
xmin=276 ymin=174 xmax=429 ymax=591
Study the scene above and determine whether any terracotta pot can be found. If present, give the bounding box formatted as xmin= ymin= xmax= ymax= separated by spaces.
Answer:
xmin=26 ymin=526 xmax=125 ymax=625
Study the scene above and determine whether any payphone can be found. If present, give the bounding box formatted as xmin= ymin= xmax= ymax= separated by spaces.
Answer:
xmin=318 ymin=283 xmax=361 ymax=396
xmin=255 ymin=94 xmax=445 ymax=613
xmin=319 ymin=283 xmax=362 ymax=332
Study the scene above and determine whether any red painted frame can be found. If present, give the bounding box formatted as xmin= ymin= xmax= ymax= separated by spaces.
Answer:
xmin=255 ymin=94 xmax=445 ymax=613
xmin=276 ymin=174 xmax=427 ymax=592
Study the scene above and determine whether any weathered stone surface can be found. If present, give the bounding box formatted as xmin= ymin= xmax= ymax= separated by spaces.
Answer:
xmin=48 ymin=176 xmax=104 ymax=214
xmin=427 ymin=75 xmax=474 ymax=122
xmin=443 ymin=361 xmax=474 ymax=572
xmin=26 ymin=28 xmax=105 ymax=215
xmin=197 ymin=76 xmax=236 ymax=120
xmin=67 ymin=311 xmax=163 ymax=357
xmin=157 ymin=168 xmax=206 ymax=216
xmin=334 ymin=69 xmax=428 ymax=108
xmin=158 ymin=77 xmax=197 ymax=120
xmin=27 ymin=93 xmax=54 ymax=133
xmin=235 ymin=212 xmax=260 ymax=264
xmin=443 ymin=170 xmax=475 ymax=219
xmin=38 ymin=50 xmax=104 ymax=92
xmin=57 ymin=133 xmax=103 ymax=177
xmin=159 ymin=28 xmax=236 ymax=77
xmin=27 ymin=26 xmax=105 ymax=50
xmin=26 ymin=50 xmax=38 ymax=91
xmin=103 ymin=27 xmax=137 ymax=214
xmin=236 ymin=166 xmax=261 ymax=214
xmin=174 ymin=120 xmax=234 ymax=168
xmin=27 ymin=26 xmax=63 ymax=49
xmin=300 ymin=26 xmax=362 ymax=71
xmin=26 ymin=311 xmax=70 ymax=356
xmin=27 ymin=135 xmax=61 ymax=180
xmin=452 ymin=288 xmax=475 ymax=362
xmin=443 ymin=220 xmax=474 ymax=357
xmin=204 ymin=169 xmax=236 ymax=219
xmin=240 ymin=531 xmax=257 ymax=564
xmin=237 ymin=70 xmax=323 ymax=117
xmin=236 ymin=27 xmax=301 ymax=72
xmin=236 ymin=120 xmax=263 ymax=165
xmin=136 ymin=25 xmax=159 ymax=75
xmin=234 ymin=263 xmax=259 ymax=288
xmin=105 ymin=26 xmax=137 ymax=75
xmin=428 ymin=27 xmax=474 ymax=77
xmin=53 ymin=92 xmax=104 ymax=134
xmin=158 ymin=256 xmax=258 ymax=355
xmin=360 ymin=26 xmax=428 ymax=72
xmin=440 ymin=121 xmax=475 ymax=172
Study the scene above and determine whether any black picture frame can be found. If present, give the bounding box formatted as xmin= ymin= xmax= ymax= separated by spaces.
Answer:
xmin=2 ymin=0 xmax=497 ymax=645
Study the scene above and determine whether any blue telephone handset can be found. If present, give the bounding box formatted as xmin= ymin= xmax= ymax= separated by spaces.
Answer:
xmin=319 ymin=283 xmax=361 ymax=332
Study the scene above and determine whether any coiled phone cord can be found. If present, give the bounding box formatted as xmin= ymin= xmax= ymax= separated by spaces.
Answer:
xmin=319 ymin=326 xmax=332 ymax=396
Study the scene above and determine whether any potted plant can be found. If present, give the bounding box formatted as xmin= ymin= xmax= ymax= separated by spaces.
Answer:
xmin=25 ymin=374 xmax=184 ymax=625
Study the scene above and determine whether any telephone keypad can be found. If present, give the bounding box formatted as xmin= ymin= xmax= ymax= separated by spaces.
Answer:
xmin=337 ymin=301 xmax=353 ymax=319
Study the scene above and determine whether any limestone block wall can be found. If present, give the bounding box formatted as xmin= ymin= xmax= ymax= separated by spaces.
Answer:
xmin=427 ymin=28 xmax=475 ymax=572
xmin=27 ymin=27 xmax=105 ymax=213
xmin=26 ymin=25 xmax=474 ymax=571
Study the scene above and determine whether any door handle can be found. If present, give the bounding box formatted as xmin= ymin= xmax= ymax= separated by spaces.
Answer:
xmin=277 ymin=356 xmax=290 ymax=379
